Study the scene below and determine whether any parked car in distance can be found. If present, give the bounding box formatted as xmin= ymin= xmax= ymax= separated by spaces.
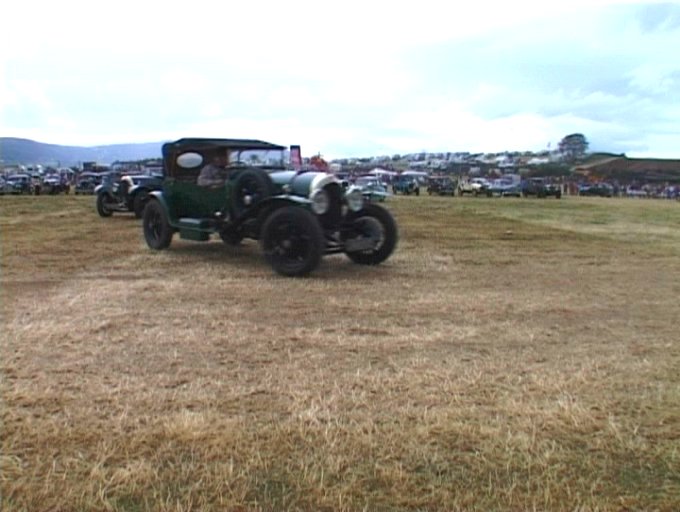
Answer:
xmin=579 ymin=182 xmax=614 ymax=197
xmin=75 ymin=172 xmax=104 ymax=195
xmin=427 ymin=176 xmax=457 ymax=196
xmin=41 ymin=173 xmax=71 ymax=195
xmin=142 ymin=138 xmax=398 ymax=277
xmin=458 ymin=177 xmax=490 ymax=196
xmin=487 ymin=177 xmax=522 ymax=197
xmin=5 ymin=174 xmax=34 ymax=194
xmin=354 ymin=176 xmax=388 ymax=202
xmin=392 ymin=175 xmax=420 ymax=195
xmin=521 ymin=177 xmax=562 ymax=198
xmin=95 ymin=171 xmax=164 ymax=218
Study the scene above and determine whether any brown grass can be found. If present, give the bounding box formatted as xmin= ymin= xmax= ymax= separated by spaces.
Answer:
xmin=1 ymin=194 xmax=679 ymax=511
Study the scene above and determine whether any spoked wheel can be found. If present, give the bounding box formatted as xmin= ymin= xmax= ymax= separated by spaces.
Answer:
xmin=343 ymin=203 xmax=398 ymax=265
xmin=230 ymin=168 xmax=274 ymax=217
xmin=260 ymin=207 xmax=324 ymax=277
xmin=143 ymin=200 xmax=173 ymax=250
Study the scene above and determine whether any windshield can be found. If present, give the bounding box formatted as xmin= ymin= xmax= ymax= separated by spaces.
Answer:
xmin=228 ymin=148 xmax=285 ymax=169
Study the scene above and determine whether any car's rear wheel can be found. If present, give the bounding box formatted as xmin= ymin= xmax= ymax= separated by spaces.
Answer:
xmin=343 ymin=203 xmax=398 ymax=265
xmin=260 ymin=207 xmax=324 ymax=277
xmin=143 ymin=200 xmax=173 ymax=250
xmin=96 ymin=193 xmax=113 ymax=217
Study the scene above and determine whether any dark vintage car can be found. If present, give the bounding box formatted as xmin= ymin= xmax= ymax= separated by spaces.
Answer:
xmin=579 ymin=182 xmax=614 ymax=197
xmin=487 ymin=177 xmax=522 ymax=197
xmin=75 ymin=172 xmax=105 ymax=195
xmin=95 ymin=172 xmax=164 ymax=218
xmin=5 ymin=174 xmax=34 ymax=194
xmin=142 ymin=138 xmax=398 ymax=277
xmin=521 ymin=177 xmax=562 ymax=198
xmin=392 ymin=175 xmax=420 ymax=195
xmin=427 ymin=176 xmax=456 ymax=196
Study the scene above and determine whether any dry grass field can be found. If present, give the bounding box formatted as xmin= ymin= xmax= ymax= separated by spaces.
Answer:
xmin=1 ymin=193 xmax=679 ymax=511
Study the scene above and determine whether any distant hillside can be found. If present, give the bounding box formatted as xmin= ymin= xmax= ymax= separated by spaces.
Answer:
xmin=0 ymin=138 xmax=166 ymax=167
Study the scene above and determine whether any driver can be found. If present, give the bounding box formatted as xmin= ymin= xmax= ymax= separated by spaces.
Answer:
xmin=197 ymin=152 xmax=227 ymax=187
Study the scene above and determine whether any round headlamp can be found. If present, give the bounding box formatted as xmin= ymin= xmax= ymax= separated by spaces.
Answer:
xmin=310 ymin=188 xmax=330 ymax=215
xmin=345 ymin=186 xmax=364 ymax=212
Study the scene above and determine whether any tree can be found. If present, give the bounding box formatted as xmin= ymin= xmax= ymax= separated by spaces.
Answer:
xmin=558 ymin=133 xmax=589 ymax=163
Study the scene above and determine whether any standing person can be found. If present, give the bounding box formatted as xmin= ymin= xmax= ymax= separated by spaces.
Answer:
xmin=198 ymin=153 xmax=227 ymax=187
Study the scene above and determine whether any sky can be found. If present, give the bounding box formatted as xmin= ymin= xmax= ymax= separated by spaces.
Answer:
xmin=1 ymin=0 xmax=679 ymax=159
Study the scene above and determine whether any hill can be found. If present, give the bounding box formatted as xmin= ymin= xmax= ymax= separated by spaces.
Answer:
xmin=0 ymin=138 xmax=166 ymax=167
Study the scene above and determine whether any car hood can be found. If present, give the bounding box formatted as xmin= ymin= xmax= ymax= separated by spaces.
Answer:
xmin=270 ymin=170 xmax=337 ymax=196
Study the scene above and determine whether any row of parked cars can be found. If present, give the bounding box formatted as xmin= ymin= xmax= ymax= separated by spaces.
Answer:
xmin=0 ymin=173 xmax=71 ymax=195
xmin=340 ymin=174 xmax=564 ymax=200
xmin=425 ymin=176 xmax=562 ymax=198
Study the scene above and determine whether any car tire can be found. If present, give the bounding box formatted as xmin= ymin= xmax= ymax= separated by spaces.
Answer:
xmin=343 ymin=203 xmax=398 ymax=266
xmin=230 ymin=168 xmax=274 ymax=218
xmin=133 ymin=190 xmax=149 ymax=219
xmin=96 ymin=193 xmax=113 ymax=217
xmin=143 ymin=200 xmax=173 ymax=250
xmin=260 ymin=206 xmax=324 ymax=277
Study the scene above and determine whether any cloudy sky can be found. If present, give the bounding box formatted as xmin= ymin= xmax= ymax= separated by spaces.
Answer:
xmin=2 ymin=1 xmax=679 ymax=159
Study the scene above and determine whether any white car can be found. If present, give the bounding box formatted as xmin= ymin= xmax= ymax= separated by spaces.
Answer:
xmin=458 ymin=177 xmax=490 ymax=196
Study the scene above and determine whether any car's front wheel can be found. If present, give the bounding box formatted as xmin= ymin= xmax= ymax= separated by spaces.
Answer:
xmin=143 ymin=200 xmax=173 ymax=250
xmin=343 ymin=203 xmax=398 ymax=265
xmin=260 ymin=207 xmax=324 ymax=277
xmin=96 ymin=193 xmax=113 ymax=217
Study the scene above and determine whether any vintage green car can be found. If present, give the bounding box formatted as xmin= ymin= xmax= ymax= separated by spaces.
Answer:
xmin=142 ymin=138 xmax=398 ymax=276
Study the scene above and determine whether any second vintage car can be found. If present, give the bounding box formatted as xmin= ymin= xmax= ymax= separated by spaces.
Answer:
xmin=96 ymin=171 xmax=164 ymax=218
xmin=142 ymin=138 xmax=398 ymax=277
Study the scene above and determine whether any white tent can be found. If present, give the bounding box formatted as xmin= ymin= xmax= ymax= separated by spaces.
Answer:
xmin=369 ymin=168 xmax=398 ymax=177
xmin=401 ymin=170 xmax=429 ymax=177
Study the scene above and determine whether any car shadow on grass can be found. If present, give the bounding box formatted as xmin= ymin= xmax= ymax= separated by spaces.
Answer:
xmin=161 ymin=239 xmax=398 ymax=281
